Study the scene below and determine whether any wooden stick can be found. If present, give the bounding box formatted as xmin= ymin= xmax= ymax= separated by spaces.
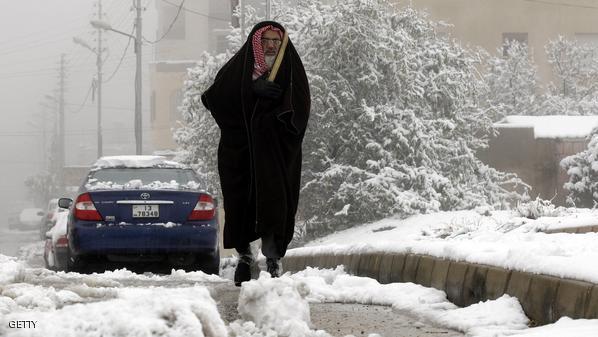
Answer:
xmin=267 ymin=31 xmax=289 ymax=82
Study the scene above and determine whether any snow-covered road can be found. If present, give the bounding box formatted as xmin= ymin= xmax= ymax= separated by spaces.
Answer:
xmin=0 ymin=229 xmax=464 ymax=337
xmin=3 ymin=209 xmax=598 ymax=337
xmin=0 ymin=251 xmax=465 ymax=337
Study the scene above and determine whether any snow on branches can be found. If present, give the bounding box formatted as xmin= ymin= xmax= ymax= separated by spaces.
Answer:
xmin=175 ymin=0 xmax=524 ymax=241
xmin=482 ymin=40 xmax=539 ymax=120
xmin=561 ymin=127 xmax=598 ymax=207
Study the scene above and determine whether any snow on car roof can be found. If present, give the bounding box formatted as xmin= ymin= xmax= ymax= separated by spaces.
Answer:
xmin=495 ymin=115 xmax=598 ymax=139
xmin=91 ymin=156 xmax=189 ymax=170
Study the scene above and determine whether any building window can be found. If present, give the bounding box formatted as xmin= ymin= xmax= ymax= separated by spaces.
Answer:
xmin=161 ymin=5 xmax=186 ymax=40
xmin=170 ymin=90 xmax=183 ymax=122
xmin=502 ymin=32 xmax=528 ymax=56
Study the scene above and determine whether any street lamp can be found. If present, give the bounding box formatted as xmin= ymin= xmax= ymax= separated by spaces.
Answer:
xmin=73 ymin=36 xmax=103 ymax=158
xmin=90 ymin=13 xmax=143 ymax=155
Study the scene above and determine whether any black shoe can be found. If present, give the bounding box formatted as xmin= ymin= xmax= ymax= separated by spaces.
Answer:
xmin=234 ymin=261 xmax=251 ymax=286
xmin=266 ymin=258 xmax=280 ymax=278
xmin=234 ymin=254 xmax=253 ymax=287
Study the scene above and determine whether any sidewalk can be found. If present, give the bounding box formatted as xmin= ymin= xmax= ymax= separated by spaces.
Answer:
xmin=283 ymin=249 xmax=598 ymax=326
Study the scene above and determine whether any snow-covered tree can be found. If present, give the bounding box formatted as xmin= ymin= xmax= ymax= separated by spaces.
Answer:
xmin=482 ymin=40 xmax=539 ymax=120
xmin=176 ymin=0 xmax=525 ymax=241
xmin=540 ymin=36 xmax=598 ymax=115
xmin=173 ymin=53 xmax=232 ymax=195
xmin=561 ymin=128 xmax=598 ymax=207
xmin=281 ymin=0 xmax=523 ymax=238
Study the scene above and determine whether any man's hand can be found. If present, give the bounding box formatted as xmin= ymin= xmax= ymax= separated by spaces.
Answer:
xmin=252 ymin=76 xmax=283 ymax=99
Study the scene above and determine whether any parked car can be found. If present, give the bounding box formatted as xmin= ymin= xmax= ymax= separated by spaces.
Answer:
xmin=61 ymin=155 xmax=219 ymax=274
xmin=43 ymin=211 xmax=69 ymax=271
xmin=39 ymin=198 xmax=68 ymax=239
xmin=9 ymin=208 xmax=44 ymax=230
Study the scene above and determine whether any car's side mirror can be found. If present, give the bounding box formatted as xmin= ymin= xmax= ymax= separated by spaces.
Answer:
xmin=58 ymin=198 xmax=73 ymax=209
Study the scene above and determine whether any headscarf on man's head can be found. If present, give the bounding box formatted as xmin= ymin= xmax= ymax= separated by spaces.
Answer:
xmin=202 ymin=21 xmax=310 ymax=135
xmin=251 ymin=25 xmax=283 ymax=80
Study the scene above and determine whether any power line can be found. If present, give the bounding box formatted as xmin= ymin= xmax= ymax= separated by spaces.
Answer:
xmin=144 ymin=0 xmax=186 ymax=44
xmin=521 ymin=0 xmax=598 ymax=9
xmin=70 ymin=82 xmax=95 ymax=114
xmin=103 ymin=26 xmax=135 ymax=83
xmin=159 ymin=0 xmax=230 ymax=22
xmin=63 ymin=102 xmax=150 ymax=112
xmin=0 ymin=125 xmax=167 ymax=137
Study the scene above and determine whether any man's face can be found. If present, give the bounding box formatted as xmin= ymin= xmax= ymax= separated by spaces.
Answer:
xmin=261 ymin=30 xmax=282 ymax=57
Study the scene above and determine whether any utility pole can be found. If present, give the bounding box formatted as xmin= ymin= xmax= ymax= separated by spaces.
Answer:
xmin=134 ymin=0 xmax=143 ymax=155
xmin=58 ymin=54 xmax=66 ymax=190
xmin=89 ymin=1 xmax=143 ymax=155
xmin=96 ymin=0 xmax=103 ymax=158
xmin=74 ymin=0 xmax=106 ymax=158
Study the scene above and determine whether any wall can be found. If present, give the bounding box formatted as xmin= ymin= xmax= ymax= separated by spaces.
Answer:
xmin=478 ymin=127 xmax=589 ymax=205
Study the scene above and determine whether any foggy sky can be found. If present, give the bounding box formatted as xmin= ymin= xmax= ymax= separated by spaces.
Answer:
xmin=0 ymin=0 xmax=157 ymax=220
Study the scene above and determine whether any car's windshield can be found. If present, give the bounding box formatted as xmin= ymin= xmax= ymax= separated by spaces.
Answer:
xmin=87 ymin=168 xmax=200 ymax=189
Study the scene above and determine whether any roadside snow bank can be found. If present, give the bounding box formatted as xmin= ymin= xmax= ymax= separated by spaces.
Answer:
xmin=295 ymin=210 xmax=598 ymax=284
xmin=494 ymin=317 xmax=598 ymax=336
xmin=0 ymin=286 xmax=227 ymax=337
xmin=0 ymin=255 xmax=25 ymax=284
xmin=289 ymin=267 xmax=528 ymax=336
xmin=231 ymin=271 xmax=332 ymax=337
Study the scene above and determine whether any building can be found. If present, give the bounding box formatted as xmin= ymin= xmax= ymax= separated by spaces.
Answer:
xmin=398 ymin=0 xmax=598 ymax=85
xmin=478 ymin=116 xmax=598 ymax=206
xmin=149 ymin=0 xmax=233 ymax=151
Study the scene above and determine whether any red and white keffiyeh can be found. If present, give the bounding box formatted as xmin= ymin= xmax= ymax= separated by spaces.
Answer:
xmin=252 ymin=25 xmax=283 ymax=80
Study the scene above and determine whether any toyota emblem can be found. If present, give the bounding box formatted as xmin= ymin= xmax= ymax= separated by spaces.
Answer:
xmin=140 ymin=193 xmax=150 ymax=200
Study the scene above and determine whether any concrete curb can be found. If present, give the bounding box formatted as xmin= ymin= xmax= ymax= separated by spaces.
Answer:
xmin=543 ymin=225 xmax=598 ymax=234
xmin=282 ymin=252 xmax=598 ymax=325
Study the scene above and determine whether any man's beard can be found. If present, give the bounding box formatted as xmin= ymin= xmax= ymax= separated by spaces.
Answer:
xmin=265 ymin=54 xmax=276 ymax=68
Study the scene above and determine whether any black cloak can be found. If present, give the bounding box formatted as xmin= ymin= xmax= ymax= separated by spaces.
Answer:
xmin=201 ymin=21 xmax=310 ymax=257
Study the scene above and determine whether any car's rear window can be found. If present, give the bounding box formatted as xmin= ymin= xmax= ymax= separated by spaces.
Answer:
xmin=86 ymin=168 xmax=201 ymax=190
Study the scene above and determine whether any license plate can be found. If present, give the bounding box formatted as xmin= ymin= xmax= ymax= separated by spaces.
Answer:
xmin=132 ymin=205 xmax=159 ymax=218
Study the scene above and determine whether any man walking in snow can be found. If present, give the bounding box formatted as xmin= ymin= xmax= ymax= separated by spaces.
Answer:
xmin=201 ymin=21 xmax=310 ymax=286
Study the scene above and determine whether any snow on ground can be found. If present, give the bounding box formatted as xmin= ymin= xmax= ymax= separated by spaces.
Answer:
xmin=0 ymin=257 xmax=526 ymax=337
xmin=296 ymin=208 xmax=598 ymax=284
xmin=2 ymin=208 xmax=598 ymax=336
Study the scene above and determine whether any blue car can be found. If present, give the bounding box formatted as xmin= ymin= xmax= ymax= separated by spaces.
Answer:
xmin=58 ymin=156 xmax=219 ymax=274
